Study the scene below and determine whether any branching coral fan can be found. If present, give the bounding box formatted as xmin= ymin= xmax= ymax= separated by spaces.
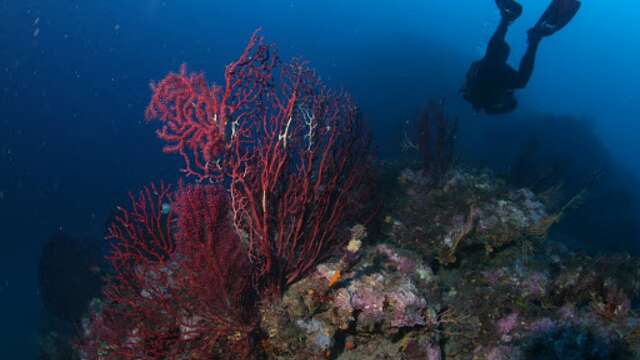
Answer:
xmin=77 ymin=30 xmax=373 ymax=359
xmin=145 ymin=30 xmax=373 ymax=297
xmin=77 ymin=183 xmax=256 ymax=359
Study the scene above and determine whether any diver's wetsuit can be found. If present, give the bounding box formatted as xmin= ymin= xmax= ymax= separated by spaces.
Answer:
xmin=461 ymin=0 xmax=581 ymax=114
xmin=463 ymin=18 xmax=541 ymax=114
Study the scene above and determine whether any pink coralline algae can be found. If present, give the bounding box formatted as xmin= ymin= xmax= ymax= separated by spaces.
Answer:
xmin=386 ymin=282 xmax=428 ymax=328
xmin=316 ymin=246 xmax=433 ymax=333
xmin=496 ymin=312 xmax=520 ymax=335
xmin=260 ymin=244 xmax=435 ymax=357
xmin=349 ymin=277 xmax=387 ymax=330
xmin=334 ymin=260 xmax=430 ymax=332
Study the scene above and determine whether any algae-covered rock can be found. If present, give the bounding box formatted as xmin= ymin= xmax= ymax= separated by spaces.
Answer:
xmin=260 ymin=243 xmax=440 ymax=359
xmin=258 ymin=163 xmax=640 ymax=359
xmin=387 ymin=167 xmax=549 ymax=266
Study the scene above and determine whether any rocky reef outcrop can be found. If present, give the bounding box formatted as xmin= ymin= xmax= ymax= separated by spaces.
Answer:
xmin=259 ymin=166 xmax=640 ymax=359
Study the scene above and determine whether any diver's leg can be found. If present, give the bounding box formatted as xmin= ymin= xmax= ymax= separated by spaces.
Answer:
xmin=485 ymin=18 xmax=511 ymax=64
xmin=514 ymin=0 xmax=581 ymax=88
xmin=489 ymin=17 xmax=509 ymax=48
xmin=486 ymin=1 xmax=522 ymax=63
xmin=513 ymin=34 xmax=542 ymax=88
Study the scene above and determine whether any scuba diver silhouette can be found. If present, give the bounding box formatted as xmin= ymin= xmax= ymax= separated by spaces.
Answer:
xmin=461 ymin=0 xmax=581 ymax=114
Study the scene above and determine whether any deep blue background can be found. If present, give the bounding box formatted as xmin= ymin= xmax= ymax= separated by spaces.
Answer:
xmin=1 ymin=1 xmax=638 ymax=357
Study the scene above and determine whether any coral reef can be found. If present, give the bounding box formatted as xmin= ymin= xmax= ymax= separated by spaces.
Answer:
xmin=68 ymin=31 xmax=640 ymax=360
xmin=256 ymin=164 xmax=640 ymax=359
xmin=380 ymin=165 xmax=640 ymax=359
xmin=73 ymin=161 xmax=640 ymax=358
xmin=76 ymin=31 xmax=372 ymax=359
xmin=464 ymin=112 xmax=640 ymax=254
xmin=259 ymin=242 xmax=442 ymax=359
xmin=389 ymin=167 xmax=547 ymax=265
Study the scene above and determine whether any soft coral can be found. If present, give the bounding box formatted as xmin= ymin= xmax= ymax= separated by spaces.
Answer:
xmin=76 ymin=183 xmax=256 ymax=359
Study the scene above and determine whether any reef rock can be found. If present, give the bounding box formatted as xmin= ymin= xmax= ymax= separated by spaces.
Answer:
xmin=389 ymin=168 xmax=548 ymax=265
xmin=260 ymin=244 xmax=442 ymax=359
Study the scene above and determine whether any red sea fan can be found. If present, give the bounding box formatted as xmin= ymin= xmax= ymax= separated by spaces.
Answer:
xmin=170 ymin=184 xmax=257 ymax=357
xmin=145 ymin=31 xmax=274 ymax=181
xmin=145 ymin=30 xmax=375 ymax=299
xmin=77 ymin=183 xmax=256 ymax=359
xmin=79 ymin=29 xmax=376 ymax=360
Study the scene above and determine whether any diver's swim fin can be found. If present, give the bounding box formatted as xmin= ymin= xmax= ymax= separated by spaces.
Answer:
xmin=496 ymin=0 xmax=523 ymax=23
xmin=531 ymin=0 xmax=581 ymax=37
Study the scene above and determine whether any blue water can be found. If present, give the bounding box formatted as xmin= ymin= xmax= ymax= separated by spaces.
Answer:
xmin=1 ymin=1 xmax=638 ymax=357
